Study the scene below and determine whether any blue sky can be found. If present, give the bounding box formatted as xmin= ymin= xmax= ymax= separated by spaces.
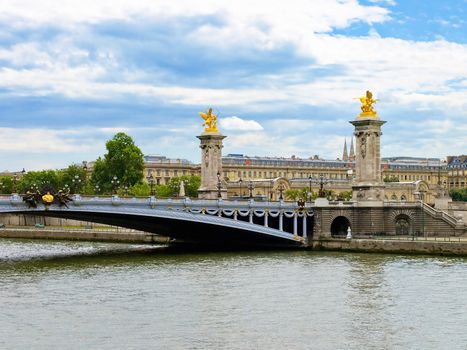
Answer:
xmin=0 ymin=0 xmax=466 ymax=171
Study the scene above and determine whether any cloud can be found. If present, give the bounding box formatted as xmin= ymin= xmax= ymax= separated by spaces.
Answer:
xmin=219 ymin=116 xmax=263 ymax=131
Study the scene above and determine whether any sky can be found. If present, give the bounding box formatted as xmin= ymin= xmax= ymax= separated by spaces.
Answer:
xmin=0 ymin=0 xmax=466 ymax=171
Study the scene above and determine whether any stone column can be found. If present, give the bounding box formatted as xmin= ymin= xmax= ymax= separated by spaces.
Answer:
xmin=197 ymin=131 xmax=227 ymax=199
xmin=350 ymin=114 xmax=386 ymax=204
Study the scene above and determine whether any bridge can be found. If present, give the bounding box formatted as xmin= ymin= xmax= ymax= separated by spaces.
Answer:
xmin=0 ymin=195 xmax=312 ymax=247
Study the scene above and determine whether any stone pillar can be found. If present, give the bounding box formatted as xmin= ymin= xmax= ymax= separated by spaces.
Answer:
xmin=197 ymin=131 xmax=227 ymax=199
xmin=350 ymin=114 xmax=386 ymax=203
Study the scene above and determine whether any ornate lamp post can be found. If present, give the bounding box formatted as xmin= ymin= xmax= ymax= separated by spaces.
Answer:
xmin=147 ymin=174 xmax=155 ymax=196
xmin=123 ymin=184 xmax=129 ymax=197
xmin=318 ymin=174 xmax=327 ymax=198
xmin=239 ymin=178 xmax=243 ymax=199
xmin=31 ymin=183 xmax=39 ymax=192
xmin=248 ymin=180 xmax=254 ymax=199
xmin=72 ymin=175 xmax=82 ymax=194
xmin=111 ymin=176 xmax=120 ymax=195
xmin=308 ymin=175 xmax=312 ymax=201
xmin=217 ymin=171 xmax=222 ymax=198
xmin=0 ymin=182 xmax=4 ymax=194
xmin=94 ymin=184 xmax=101 ymax=195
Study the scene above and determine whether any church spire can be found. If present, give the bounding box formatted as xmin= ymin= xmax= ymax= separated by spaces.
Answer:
xmin=349 ymin=137 xmax=355 ymax=161
xmin=342 ymin=138 xmax=349 ymax=161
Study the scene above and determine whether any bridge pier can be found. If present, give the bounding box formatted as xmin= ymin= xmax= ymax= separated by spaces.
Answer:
xmin=197 ymin=130 xmax=227 ymax=200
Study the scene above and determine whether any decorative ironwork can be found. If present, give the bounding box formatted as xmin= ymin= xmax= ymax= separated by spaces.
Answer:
xmin=23 ymin=188 xmax=73 ymax=209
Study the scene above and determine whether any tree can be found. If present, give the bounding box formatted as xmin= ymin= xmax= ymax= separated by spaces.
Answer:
xmin=18 ymin=170 xmax=60 ymax=193
xmin=449 ymin=188 xmax=467 ymax=202
xmin=164 ymin=175 xmax=201 ymax=198
xmin=0 ymin=176 xmax=13 ymax=194
xmin=61 ymin=164 xmax=87 ymax=194
xmin=91 ymin=133 xmax=144 ymax=194
xmin=285 ymin=188 xmax=316 ymax=201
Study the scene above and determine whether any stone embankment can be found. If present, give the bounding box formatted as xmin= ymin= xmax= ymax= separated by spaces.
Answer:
xmin=0 ymin=227 xmax=170 ymax=244
xmin=311 ymin=237 xmax=467 ymax=256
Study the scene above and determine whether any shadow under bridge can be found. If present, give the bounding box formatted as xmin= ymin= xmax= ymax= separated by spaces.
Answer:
xmin=0 ymin=196 xmax=313 ymax=247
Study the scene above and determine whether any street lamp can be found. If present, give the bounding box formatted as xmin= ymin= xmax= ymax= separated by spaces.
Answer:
xmin=111 ymin=176 xmax=120 ymax=195
xmin=318 ymin=174 xmax=327 ymax=198
xmin=308 ymin=175 xmax=312 ymax=201
xmin=147 ymin=174 xmax=155 ymax=196
xmin=217 ymin=171 xmax=222 ymax=198
xmin=94 ymin=184 xmax=101 ymax=195
xmin=239 ymin=178 xmax=243 ymax=199
xmin=123 ymin=184 xmax=129 ymax=197
xmin=72 ymin=175 xmax=82 ymax=194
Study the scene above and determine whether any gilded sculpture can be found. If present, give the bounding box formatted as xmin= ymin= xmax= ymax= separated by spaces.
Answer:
xmin=199 ymin=108 xmax=218 ymax=132
xmin=356 ymin=90 xmax=378 ymax=118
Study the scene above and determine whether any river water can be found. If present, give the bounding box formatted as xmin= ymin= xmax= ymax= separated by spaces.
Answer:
xmin=1 ymin=238 xmax=466 ymax=350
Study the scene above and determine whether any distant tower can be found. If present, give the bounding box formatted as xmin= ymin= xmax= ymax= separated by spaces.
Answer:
xmin=349 ymin=137 xmax=355 ymax=161
xmin=342 ymin=138 xmax=349 ymax=161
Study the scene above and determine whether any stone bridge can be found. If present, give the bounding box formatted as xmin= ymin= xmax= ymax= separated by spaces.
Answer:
xmin=0 ymin=195 xmax=312 ymax=247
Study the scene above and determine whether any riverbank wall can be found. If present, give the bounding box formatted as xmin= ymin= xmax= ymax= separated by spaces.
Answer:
xmin=0 ymin=227 xmax=170 ymax=244
xmin=311 ymin=237 xmax=467 ymax=256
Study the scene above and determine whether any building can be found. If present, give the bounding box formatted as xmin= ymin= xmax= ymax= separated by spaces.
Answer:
xmin=447 ymin=155 xmax=467 ymax=189
xmin=142 ymin=148 xmax=451 ymax=204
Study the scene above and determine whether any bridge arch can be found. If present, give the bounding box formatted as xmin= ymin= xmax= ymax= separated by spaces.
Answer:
xmin=330 ymin=216 xmax=350 ymax=236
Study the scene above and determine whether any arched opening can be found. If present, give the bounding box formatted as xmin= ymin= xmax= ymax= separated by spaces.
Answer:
xmin=395 ymin=215 xmax=410 ymax=235
xmin=331 ymin=216 xmax=350 ymax=236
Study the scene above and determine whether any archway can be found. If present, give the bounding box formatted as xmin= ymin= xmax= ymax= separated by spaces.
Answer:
xmin=331 ymin=216 xmax=350 ymax=236
xmin=395 ymin=215 xmax=410 ymax=235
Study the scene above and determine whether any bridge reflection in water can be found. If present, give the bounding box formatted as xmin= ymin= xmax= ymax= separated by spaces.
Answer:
xmin=0 ymin=195 xmax=313 ymax=248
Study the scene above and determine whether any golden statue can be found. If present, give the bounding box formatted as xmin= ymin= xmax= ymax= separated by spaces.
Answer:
xmin=199 ymin=108 xmax=218 ymax=132
xmin=356 ymin=90 xmax=378 ymax=118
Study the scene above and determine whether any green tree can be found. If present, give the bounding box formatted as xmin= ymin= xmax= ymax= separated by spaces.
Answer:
xmin=168 ymin=175 xmax=201 ymax=197
xmin=61 ymin=164 xmax=87 ymax=194
xmin=18 ymin=170 xmax=60 ymax=193
xmin=285 ymin=188 xmax=316 ymax=201
xmin=0 ymin=176 xmax=13 ymax=194
xmin=91 ymin=132 xmax=145 ymax=194
xmin=449 ymin=188 xmax=467 ymax=201
xmin=339 ymin=190 xmax=353 ymax=201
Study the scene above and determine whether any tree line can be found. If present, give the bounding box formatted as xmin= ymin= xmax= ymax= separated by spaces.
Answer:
xmin=0 ymin=132 xmax=200 ymax=198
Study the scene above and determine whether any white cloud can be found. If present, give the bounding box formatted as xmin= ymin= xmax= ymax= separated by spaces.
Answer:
xmin=0 ymin=128 xmax=93 ymax=153
xmin=219 ymin=116 xmax=263 ymax=131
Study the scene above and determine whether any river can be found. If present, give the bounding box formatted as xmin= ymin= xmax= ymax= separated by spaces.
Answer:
xmin=1 ymin=238 xmax=466 ymax=349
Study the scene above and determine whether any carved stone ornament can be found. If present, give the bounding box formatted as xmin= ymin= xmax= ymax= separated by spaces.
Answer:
xmin=360 ymin=135 xmax=367 ymax=158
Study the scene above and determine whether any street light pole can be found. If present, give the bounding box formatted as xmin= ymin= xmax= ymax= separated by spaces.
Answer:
xmin=308 ymin=175 xmax=312 ymax=201
xmin=239 ymin=178 xmax=243 ymax=199
xmin=147 ymin=174 xmax=155 ymax=196
xmin=72 ymin=175 xmax=82 ymax=194
xmin=111 ymin=176 xmax=120 ymax=195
